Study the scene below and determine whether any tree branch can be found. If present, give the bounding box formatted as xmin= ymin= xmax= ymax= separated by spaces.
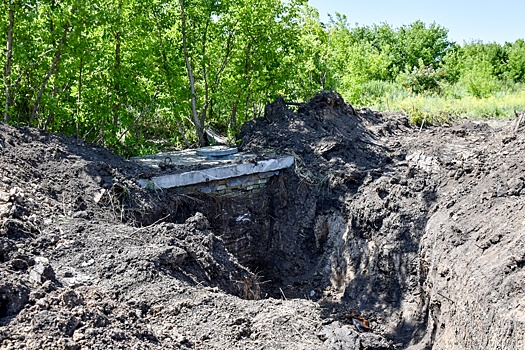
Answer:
xmin=30 ymin=26 xmax=70 ymax=126
xmin=179 ymin=0 xmax=205 ymax=146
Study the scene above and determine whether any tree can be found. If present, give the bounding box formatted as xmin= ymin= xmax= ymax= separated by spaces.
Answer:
xmin=394 ymin=21 xmax=452 ymax=73
xmin=292 ymin=5 xmax=333 ymax=98
xmin=505 ymin=39 xmax=525 ymax=83
xmin=4 ymin=1 xmax=15 ymax=122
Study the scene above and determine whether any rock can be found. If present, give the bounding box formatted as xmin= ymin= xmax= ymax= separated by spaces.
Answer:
xmin=72 ymin=211 xmax=89 ymax=219
xmin=29 ymin=257 xmax=55 ymax=283
xmin=36 ymin=298 xmax=50 ymax=310
xmin=9 ymin=258 xmax=29 ymax=271
xmin=0 ymin=275 xmax=30 ymax=317
xmin=185 ymin=212 xmax=210 ymax=231
xmin=59 ymin=338 xmax=80 ymax=350
xmin=318 ymin=322 xmax=361 ymax=350
xmin=61 ymin=290 xmax=82 ymax=308
xmin=360 ymin=332 xmax=393 ymax=349
xmin=80 ymin=259 xmax=95 ymax=267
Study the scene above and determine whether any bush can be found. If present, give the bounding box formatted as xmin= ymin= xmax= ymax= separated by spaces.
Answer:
xmin=459 ymin=59 xmax=500 ymax=98
xmin=397 ymin=61 xmax=446 ymax=94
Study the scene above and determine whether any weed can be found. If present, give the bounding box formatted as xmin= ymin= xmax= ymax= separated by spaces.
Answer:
xmin=373 ymin=88 xmax=525 ymax=126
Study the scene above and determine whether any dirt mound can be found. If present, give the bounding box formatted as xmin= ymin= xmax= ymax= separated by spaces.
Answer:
xmin=1 ymin=93 xmax=525 ymax=349
xmin=240 ymin=92 xmax=388 ymax=187
xmin=239 ymin=92 xmax=437 ymax=344
xmin=0 ymin=125 xmax=268 ymax=348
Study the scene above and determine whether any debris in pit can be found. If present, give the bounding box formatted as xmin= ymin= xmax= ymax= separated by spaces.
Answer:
xmin=158 ymin=156 xmax=176 ymax=170
xmin=343 ymin=310 xmax=373 ymax=333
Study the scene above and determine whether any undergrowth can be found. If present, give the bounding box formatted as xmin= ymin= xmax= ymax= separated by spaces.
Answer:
xmin=364 ymin=83 xmax=525 ymax=126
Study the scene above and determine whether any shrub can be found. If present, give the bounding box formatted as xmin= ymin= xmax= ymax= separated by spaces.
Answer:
xmin=459 ymin=59 xmax=500 ymax=98
xmin=397 ymin=61 xmax=446 ymax=94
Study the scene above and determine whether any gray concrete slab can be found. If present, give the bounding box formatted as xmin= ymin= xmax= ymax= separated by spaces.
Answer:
xmin=136 ymin=156 xmax=294 ymax=190
xmin=132 ymin=146 xmax=295 ymax=190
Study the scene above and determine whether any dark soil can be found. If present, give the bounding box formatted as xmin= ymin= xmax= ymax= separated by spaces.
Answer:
xmin=1 ymin=92 xmax=524 ymax=349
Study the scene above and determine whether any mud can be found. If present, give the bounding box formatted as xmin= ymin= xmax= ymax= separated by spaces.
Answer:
xmin=1 ymin=92 xmax=524 ymax=349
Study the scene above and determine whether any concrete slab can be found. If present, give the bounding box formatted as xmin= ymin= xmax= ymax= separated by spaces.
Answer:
xmin=195 ymin=145 xmax=238 ymax=158
xmin=131 ymin=147 xmax=252 ymax=169
xmin=132 ymin=146 xmax=295 ymax=190
xmin=136 ymin=156 xmax=294 ymax=190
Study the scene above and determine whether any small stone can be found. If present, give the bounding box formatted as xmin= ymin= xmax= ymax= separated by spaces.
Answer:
xmin=9 ymin=258 xmax=29 ymax=271
xmin=72 ymin=211 xmax=89 ymax=219
xmin=61 ymin=290 xmax=82 ymax=308
xmin=36 ymin=299 xmax=49 ymax=310
xmin=81 ymin=259 xmax=95 ymax=267
xmin=29 ymin=257 xmax=55 ymax=283
xmin=56 ymin=240 xmax=75 ymax=250
xmin=60 ymin=338 xmax=80 ymax=350
xmin=40 ymin=280 xmax=56 ymax=293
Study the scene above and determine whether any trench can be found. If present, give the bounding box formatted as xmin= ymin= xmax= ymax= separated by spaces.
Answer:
xmin=168 ymin=164 xmax=438 ymax=346
xmin=129 ymin=94 xmax=440 ymax=346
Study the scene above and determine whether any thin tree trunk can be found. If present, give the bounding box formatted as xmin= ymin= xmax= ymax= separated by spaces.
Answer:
xmin=153 ymin=8 xmax=188 ymax=144
xmin=179 ymin=0 xmax=205 ymax=146
xmin=76 ymin=56 xmax=83 ymax=136
xmin=43 ymin=54 xmax=60 ymax=129
xmin=231 ymin=101 xmax=238 ymax=131
xmin=201 ymin=17 xmax=210 ymax=128
xmin=4 ymin=3 xmax=14 ymax=123
xmin=113 ymin=0 xmax=122 ymax=125
xmin=30 ymin=26 xmax=69 ymax=126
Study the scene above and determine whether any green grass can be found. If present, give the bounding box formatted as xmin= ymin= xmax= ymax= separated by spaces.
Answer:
xmin=363 ymin=83 xmax=525 ymax=126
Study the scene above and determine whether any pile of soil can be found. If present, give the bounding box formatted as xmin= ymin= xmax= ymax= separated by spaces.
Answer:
xmin=1 ymin=92 xmax=524 ymax=349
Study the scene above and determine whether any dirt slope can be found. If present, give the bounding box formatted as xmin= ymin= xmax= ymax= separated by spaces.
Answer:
xmin=1 ymin=92 xmax=524 ymax=349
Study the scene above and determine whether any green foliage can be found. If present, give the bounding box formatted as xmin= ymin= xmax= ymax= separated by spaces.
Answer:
xmin=1 ymin=0 xmax=310 ymax=152
xmin=1 ymin=2 xmax=524 ymax=154
xmin=394 ymin=21 xmax=453 ymax=73
xmin=397 ymin=61 xmax=446 ymax=94
xmin=459 ymin=58 xmax=500 ymax=98
xmin=505 ymin=39 xmax=525 ymax=82
xmin=440 ymin=47 xmax=462 ymax=84
xmin=383 ymin=87 xmax=525 ymax=127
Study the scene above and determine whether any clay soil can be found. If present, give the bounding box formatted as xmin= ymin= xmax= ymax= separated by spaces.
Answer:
xmin=1 ymin=92 xmax=524 ymax=349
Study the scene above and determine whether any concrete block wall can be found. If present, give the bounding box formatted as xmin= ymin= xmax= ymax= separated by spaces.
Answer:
xmin=172 ymin=170 xmax=279 ymax=196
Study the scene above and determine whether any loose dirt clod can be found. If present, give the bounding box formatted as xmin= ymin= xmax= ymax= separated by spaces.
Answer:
xmin=1 ymin=94 xmax=524 ymax=349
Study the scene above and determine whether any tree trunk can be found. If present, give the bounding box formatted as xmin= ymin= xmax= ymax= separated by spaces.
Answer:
xmin=152 ymin=9 xmax=186 ymax=144
xmin=201 ymin=17 xmax=210 ymax=130
xmin=76 ymin=56 xmax=83 ymax=136
xmin=113 ymin=0 xmax=122 ymax=125
xmin=30 ymin=26 xmax=69 ymax=126
xmin=179 ymin=0 xmax=205 ymax=146
xmin=231 ymin=101 xmax=238 ymax=131
xmin=4 ymin=3 xmax=14 ymax=123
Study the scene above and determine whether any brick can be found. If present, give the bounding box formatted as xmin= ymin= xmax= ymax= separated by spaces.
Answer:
xmin=258 ymin=171 xmax=279 ymax=179
xmin=197 ymin=186 xmax=212 ymax=193
xmin=227 ymin=177 xmax=247 ymax=187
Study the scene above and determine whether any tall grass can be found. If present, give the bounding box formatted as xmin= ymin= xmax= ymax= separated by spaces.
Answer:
xmin=356 ymin=81 xmax=525 ymax=125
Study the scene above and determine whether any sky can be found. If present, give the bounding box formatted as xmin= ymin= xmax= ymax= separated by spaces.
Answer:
xmin=307 ymin=0 xmax=525 ymax=44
